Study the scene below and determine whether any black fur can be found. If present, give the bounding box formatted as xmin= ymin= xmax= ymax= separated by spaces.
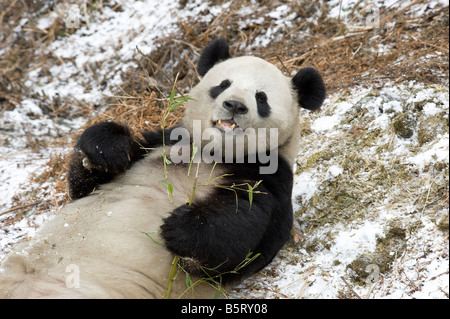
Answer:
xmin=209 ymin=79 xmax=231 ymax=99
xmin=160 ymin=156 xmax=293 ymax=282
xmin=68 ymin=121 xmax=177 ymax=199
xmin=292 ymin=67 xmax=326 ymax=111
xmin=197 ymin=39 xmax=231 ymax=77
xmin=255 ymin=91 xmax=271 ymax=117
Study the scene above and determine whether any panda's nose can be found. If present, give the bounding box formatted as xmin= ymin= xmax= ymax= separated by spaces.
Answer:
xmin=223 ymin=100 xmax=248 ymax=115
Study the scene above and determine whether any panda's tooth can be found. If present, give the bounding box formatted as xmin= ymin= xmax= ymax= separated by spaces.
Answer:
xmin=230 ymin=124 xmax=236 ymax=130
xmin=218 ymin=119 xmax=222 ymax=127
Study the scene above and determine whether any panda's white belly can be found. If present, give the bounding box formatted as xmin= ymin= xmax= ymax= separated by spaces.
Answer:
xmin=0 ymin=146 xmax=225 ymax=299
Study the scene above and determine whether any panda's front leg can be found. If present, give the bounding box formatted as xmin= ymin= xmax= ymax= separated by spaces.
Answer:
xmin=160 ymin=191 xmax=275 ymax=282
xmin=69 ymin=122 xmax=180 ymax=199
xmin=68 ymin=121 xmax=142 ymax=199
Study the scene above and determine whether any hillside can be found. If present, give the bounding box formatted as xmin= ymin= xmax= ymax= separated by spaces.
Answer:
xmin=0 ymin=0 xmax=448 ymax=298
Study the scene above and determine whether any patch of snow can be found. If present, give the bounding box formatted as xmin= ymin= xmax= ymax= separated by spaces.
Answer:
xmin=0 ymin=207 xmax=53 ymax=261
xmin=242 ymin=2 xmax=296 ymax=48
xmin=256 ymin=221 xmax=384 ymax=299
xmin=292 ymin=172 xmax=319 ymax=204
xmin=36 ymin=11 xmax=59 ymax=30
xmin=331 ymin=222 xmax=384 ymax=264
xmin=407 ymin=136 xmax=449 ymax=171
xmin=0 ymin=150 xmax=46 ymax=209
xmin=327 ymin=0 xmax=449 ymax=22
xmin=325 ymin=165 xmax=344 ymax=180
xmin=311 ymin=114 xmax=341 ymax=131
xmin=423 ymin=102 xmax=441 ymax=116
xmin=27 ymin=0 xmax=234 ymax=104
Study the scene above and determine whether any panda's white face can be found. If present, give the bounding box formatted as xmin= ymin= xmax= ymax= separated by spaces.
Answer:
xmin=182 ymin=56 xmax=299 ymax=160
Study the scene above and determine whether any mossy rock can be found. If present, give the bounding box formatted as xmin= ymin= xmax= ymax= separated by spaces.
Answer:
xmin=347 ymin=222 xmax=408 ymax=286
xmin=300 ymin=117 xmax=313 ymax=136
xmin=393 ymin=112 xmax=416 ymax=139
xmin=418 ymin=115 xmax=449 ymax=145
xmin=303 ymin=149 xmax=336 ymax=170
xmin=347 ymin=253 xmax=389 ymax=285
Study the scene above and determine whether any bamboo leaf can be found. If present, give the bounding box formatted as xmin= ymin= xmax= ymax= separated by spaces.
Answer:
xmin=248 ymin=184 xmax=254 ymax=210
xmin=170 ymin=97 xmax=194 ymax=111
xmin=142 ymin=231 xmax=164 ymax=246
xmin=169 ymin=83 xmax=175 ymax=104
xmin=185 ymin=273 xmax=194 ymax=292
xmin=167 ymin=183 xmax=173 ymax=197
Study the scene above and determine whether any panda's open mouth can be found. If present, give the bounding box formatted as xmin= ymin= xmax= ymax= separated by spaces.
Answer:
xmin=214 ymin=118 xmax=240 ymax=132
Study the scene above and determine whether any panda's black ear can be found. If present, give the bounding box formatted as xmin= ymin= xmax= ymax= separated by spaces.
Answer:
xmin=197 ymin=39 xmax=231 ymax=76
xmin=292 ymin=67 xmax=326 ymax=111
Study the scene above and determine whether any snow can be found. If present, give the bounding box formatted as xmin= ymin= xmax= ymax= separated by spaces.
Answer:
xmin=0 ymin=150 xmax=45 ymax=208
xmin=36 ymin=11 xmax=59 ymax=30
xmin=325 ymin=165 xmax=344 ymax=180
xmin=375 ymin=216 xmax=449 ymax=299
xmin=408 ymin=137 xmax=449 ymax=170
xmin=238 ymin=0 xmax=297 ymax=48
xmin=328 ymin=0 xmax=450 ymax=21
xmin=272 ymin=221 xmax=385 ymax=298
xmin=25 ymin=0 xmax=234 ymax=104
xmin=292 ymin=172 xmax=319 ymax=204
xmin=423 ymin=102 xmax=441 ymax=116
xmin=26 ymin=1 xmax=181 ymax=103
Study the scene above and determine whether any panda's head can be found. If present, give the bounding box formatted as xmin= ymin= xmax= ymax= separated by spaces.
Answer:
xmin=181 ymin=39 xmax=326 ymax=166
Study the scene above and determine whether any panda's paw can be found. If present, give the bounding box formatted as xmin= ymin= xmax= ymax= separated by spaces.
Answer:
xmin=161 ymin=205 xmax=231 ymax=277
xmin=160 ymin=205 xmax=202 ymax=257
xmin=161 ymin=209 xmax=208 ymax=276
xmin=75 ymin=121 xmax=135 ymax=174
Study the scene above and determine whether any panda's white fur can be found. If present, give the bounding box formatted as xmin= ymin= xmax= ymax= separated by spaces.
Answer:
xmin=0 ymin=41 xmax=324 ymax=298
xmin=0 ymin=149 xmax=225 ymax=298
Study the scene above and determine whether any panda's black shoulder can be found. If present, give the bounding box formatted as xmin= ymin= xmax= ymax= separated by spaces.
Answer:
xmin=221 ymin=155 xmax=293 ymax=195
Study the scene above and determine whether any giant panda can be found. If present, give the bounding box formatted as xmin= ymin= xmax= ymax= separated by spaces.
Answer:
xmin=0 ymin=39 xmax=325 ymax=298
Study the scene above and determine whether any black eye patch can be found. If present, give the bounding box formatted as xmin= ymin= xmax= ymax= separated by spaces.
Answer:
xmin=256 ymin=91 xmax=271 ymax=117
xmin=209 ymin=79 xmax=231 ymax=99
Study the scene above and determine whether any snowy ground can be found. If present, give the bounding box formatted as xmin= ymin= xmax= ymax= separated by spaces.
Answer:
xmin=0 ymin=0 xmax=448 ymax=299
xmin=231 ymin=82 xmax=449 ymax=299
xmin=1 ymin=0 xmax=226 ymax=255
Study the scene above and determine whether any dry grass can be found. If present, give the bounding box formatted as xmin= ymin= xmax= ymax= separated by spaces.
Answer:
xmin=137 ymin=1 xmax=449 ymax=92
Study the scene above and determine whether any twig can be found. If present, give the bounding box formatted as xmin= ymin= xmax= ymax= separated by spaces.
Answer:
xmin=135 ymin=46 xmax=184 ymax=97
xmin=332 ymin=32 xmax=367 ymax=42
xmin=0 ymin=0 xmax=18 ymax=23
xmin=82 ymin=0 xmax=90 ymax=30
xmin=341 ymin=276 xmax=361 ymax=299
xmin=380 ymin=0 xmax=423 ymax=25
xmin=0 ymin=203 xmax=39 ymax=217
xmin=276 ymin=56 xmax=289 ymax=74
xmin=275 ymin=266 xmax=317 ymax=298
xmin=410 ymin=35 xmax=449 ymax=53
